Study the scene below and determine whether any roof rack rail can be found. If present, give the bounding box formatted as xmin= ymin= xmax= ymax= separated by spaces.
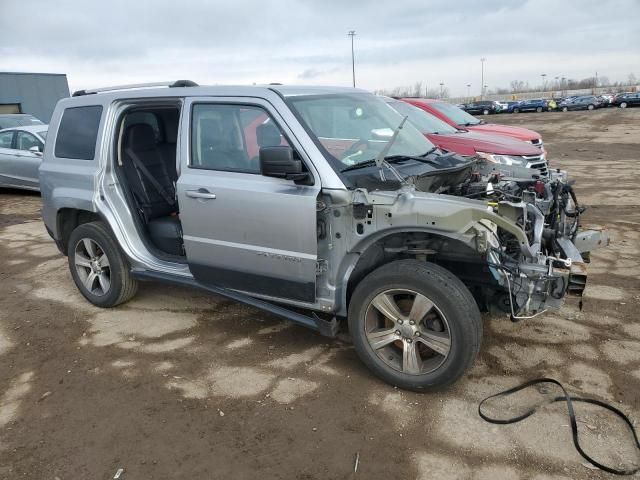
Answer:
xmin=72 ymin=80 xmax=198 ymax=97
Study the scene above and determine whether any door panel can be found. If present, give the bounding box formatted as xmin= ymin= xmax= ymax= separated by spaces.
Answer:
xmin=177 ymin=99 xmax=321 ymax=302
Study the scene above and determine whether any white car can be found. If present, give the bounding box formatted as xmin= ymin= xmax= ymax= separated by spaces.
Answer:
xmin=0 ymin=124 xmax=48 ymax=191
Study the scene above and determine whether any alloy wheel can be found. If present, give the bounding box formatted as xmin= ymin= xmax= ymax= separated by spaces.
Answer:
xmin=74 ymin=238 xmax=111 ymax=296
xmin=364 ymin=289 xmax=451 ymax=375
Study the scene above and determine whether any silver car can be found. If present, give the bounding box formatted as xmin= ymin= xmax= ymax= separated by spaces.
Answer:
xmin=0 ymin=125 xmax=47 ymax=191
xmin=39 ymin=81 xmax=608 ymax=391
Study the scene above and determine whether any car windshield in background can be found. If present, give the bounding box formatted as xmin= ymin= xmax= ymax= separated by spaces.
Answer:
xmin=429 ymin=102 xmax=481 ymax=126
xmin=0 ymin=116 xmax=44 ymax=129
xmin=387 ymin=100 xmax=458 ymax=135
xmin=287 ymin=93 xmax=435 ymax=167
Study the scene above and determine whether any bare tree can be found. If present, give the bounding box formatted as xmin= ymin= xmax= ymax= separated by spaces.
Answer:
xmin=510 ymin=80 xmax=526 ymax=93
xmin=412 ymin=81 xmax=423 ymax=98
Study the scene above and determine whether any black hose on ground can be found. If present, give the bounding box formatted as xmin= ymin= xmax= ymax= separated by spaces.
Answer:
xmin=479 ymin=378 xmax=640 ymax=475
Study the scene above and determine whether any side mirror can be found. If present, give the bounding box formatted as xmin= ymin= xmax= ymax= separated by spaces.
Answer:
xmin=259 ymin=146 xmax=309 ymax=182
xmin=29 ymin=145 xmax=43 ymax=156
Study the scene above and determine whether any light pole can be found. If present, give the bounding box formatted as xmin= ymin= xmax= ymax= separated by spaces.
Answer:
xmin=466 ymin=84 xmax=471 ymax=100
xmin=439 ymin=82 xmax=444 ymax=98
xmin=541 ymin=73 xmax=547 ymax=92
xmin=480 ymin=58 xmax=486 ymax=99
xmin=347 ymin=30 xmax=356 ymax=88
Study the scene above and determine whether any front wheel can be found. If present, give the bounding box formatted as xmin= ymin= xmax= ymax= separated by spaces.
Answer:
xmin=562 ymin=106 xmax=568 ymax=112
xmin=513 ymin=108 xmax=520 ymax=114
xmin=620 ymin=102 xmax=628 ymax=108
xmin=536 ymin=106 xmax=543 ymax=113
xmin=482 ymin=109 xmax=490 ymax=115
xmin=588 ymin=104 xmax=595 ymax=110
xmin=67 ymin=221 xmax=138 ymax=307
xmin=348 ymin=260 xmax=482 ymax=391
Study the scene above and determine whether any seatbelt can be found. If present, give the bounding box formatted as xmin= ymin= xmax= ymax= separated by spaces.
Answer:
xmin=126 ymin=148 xmax=176 ymax=207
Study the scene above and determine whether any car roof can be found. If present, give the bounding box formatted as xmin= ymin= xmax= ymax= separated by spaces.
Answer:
xmin=70 ymin=84 xmax=365 ymax=99
xmin=0 ymin=124 xmax=48 ymax=134
xmin=0 ymin=113 xmax=38 ymax=118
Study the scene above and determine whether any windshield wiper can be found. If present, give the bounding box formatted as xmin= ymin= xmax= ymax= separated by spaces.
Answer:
xmin=341 ymin=159 xmax=377 ymax=172
xmin=384 ymin=153 xmax=441 ymax=166
xmin=374 ymin=116 xmax=408 ymax=168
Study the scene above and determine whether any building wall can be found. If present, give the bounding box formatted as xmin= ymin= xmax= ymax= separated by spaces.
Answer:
xmin=0 ymin=72 xmax=70 ymax=123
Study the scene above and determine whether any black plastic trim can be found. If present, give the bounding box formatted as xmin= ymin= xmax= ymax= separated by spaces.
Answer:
xmin=131 ymin=270 xmax=338 ymax=337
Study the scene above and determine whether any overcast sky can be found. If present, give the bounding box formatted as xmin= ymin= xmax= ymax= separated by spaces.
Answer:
xmin=1 ymin=0 xmax=639 ymax=96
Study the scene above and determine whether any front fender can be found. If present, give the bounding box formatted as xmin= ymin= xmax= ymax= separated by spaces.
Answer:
xmin=347 ymin=190 xmax=530 ymax=255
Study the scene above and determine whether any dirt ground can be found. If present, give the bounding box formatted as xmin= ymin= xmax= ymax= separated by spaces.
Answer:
xmin=1 ymin=108 xmax=639 ymax=480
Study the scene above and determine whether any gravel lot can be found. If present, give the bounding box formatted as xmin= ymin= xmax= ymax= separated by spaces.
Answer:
xmin=1 ymin=108 xmax=639 ymax=479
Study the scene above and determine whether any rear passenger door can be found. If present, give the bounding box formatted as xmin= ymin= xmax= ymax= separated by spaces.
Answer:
xmin=13 ymin=131 xmax=43 ymax=188
xmin=177 ymin=98 xmax=321 ymax=303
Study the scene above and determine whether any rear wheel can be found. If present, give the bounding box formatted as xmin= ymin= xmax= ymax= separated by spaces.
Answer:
xmin=482 ymin=109 xmax=490 ymax=115
xmin=513 ymin=108 xmax=520 ymax=113
xmin=348 ymin=260 xmax=482 ymax=391
xmin=620 ymin=102 xmax=628 ymax=108
xmin=67 ymin=221 xmax=138 ymax=307
xmin=536 ymin=106 xmax=543 ymax=113
xmin=562 ymin=106 xmax=568 ymax=112
xmin=588 ymin=104 xmax=595 ymax=110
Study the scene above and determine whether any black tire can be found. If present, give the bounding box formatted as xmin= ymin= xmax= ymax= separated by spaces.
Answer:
xmin=67 ymin=221 xmax=138 ymax=307
xmin=620 ymin=102 xmax=627 ymax=109
xmin=587 ymin=104 xmax=594 ymax=111
xmin=482 ymin=109 xmax=490 ymax=115
xmin=536 ymin=106 xmax=543 ymax=113
xmin=513 ymin=108 xmax=520 ymax=114
xmin=348 ymin=260 xmax=482 ymax=391
xmin=562 ymin=106 xmax=568 ymax=112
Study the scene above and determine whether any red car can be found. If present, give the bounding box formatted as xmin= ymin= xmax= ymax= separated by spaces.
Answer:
xmin=383 ymin=97 xmax=548 ymax=175
xmin=401 ymin=98 xmax=544 ymax=150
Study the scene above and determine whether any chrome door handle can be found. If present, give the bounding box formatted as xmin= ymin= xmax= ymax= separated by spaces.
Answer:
xmin=186 ymin=189 xmax=216 ymax=200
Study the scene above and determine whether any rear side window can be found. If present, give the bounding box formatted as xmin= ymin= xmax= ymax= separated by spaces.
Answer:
xmin=55 ymin=106 xmax=103 ymax=160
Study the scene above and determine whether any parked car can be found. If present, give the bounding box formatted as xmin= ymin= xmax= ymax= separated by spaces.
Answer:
xmin=611 ymin=92 xmax=640 ymax=108
xmin=502 ymin=101 xmax=521 ymax=113
xmin=0 ymin=125 xmax=47 ymax=190
xmin=559 ymin=95 xmax=599 ymax=111
xmin=511 ymin=99 xmax=549 ymax=113
xmin=0 ymin=114 xmax=44 ymax=130
xmin=463 ymin=101 xmax=500 ymax=115
xmin=39 ymin=81 xmax=607 ymax=391
xmin=597 ymin=95 xmax=613 ymax=107
xmin=382 ymin=97 xmax=548 ymax=175
xmin=401 ymin=98 xmax=545 ymax=150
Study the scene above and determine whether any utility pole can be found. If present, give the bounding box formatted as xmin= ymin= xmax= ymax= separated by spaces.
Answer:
xmin=480 ymin=58 xmax=486 ymax=99
xmin=466 ymin=84 xmax=471 ymax=100
xmin=347 ymin=30 xmax=356 ymax=88
xmin=541 ymin=73 xmax=547 ymax=92
xmin=439 ymin=82 xmax=444 ymax=98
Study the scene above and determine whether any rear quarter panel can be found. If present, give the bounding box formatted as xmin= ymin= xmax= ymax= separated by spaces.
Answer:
xmin=39 ymin=97 xmax=105 ymax=238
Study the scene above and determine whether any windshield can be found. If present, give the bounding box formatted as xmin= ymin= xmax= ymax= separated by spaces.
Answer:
xmin=287 ymin=93 xmax=435 ymax=167
xmin=386 ymin=100 xmax=458 ymax=135
xmin=428 ymin=102 xmax=481 ymax=126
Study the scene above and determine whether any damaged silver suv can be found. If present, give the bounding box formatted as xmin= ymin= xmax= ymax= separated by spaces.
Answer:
xmin=40 ymin=81 xmax=608 ymax=391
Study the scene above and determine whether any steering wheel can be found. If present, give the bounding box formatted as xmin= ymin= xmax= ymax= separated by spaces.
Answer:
xmin=341 ymin=139 xmax=371 ymax=165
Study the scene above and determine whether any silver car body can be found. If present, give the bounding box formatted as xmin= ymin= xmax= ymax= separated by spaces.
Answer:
xmin=39 ymin=84 xmax=607 ymax=319
xmin=0 ymin=124 xmax=47 ymax=191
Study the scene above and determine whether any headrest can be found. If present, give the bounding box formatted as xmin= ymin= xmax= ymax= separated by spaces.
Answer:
xmin=256 ymin=122 xmax=282 ymax=148
xmin=125 ymin=123 xmax=156 ymax=151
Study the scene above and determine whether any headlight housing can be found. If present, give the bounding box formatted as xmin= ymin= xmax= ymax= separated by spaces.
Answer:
xmin=476 ymin=152 xmax=525 ymax=166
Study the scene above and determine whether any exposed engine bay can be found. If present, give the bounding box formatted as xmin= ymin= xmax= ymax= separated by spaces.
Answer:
xmin=336 ymin=153 xmax=609 ymax=320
